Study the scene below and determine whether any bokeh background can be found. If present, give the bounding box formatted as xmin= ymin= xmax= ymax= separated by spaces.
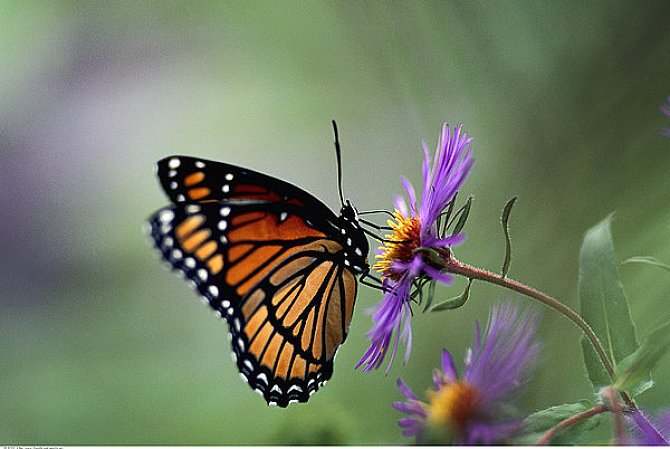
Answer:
xmin=2 ymin=1 xmax=670 ymax=444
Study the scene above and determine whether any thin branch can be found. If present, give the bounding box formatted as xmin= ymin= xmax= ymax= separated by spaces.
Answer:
xmin=535 ymin=405 xmax=607 ymax=445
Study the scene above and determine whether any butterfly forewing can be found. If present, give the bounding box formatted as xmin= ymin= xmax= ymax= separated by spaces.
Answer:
xmin=157 ymin=155 xmax=334 ymax=216
xmin=149 ymin=158 xmax=368 ymax=407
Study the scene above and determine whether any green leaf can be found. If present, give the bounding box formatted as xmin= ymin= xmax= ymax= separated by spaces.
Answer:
xmin=578 ymin=214 xmax=641 ymax=391
xmin=438 ymin=194 xmax=457 ymax=237
xmin=621 ymin=256 xmax=670 ymax=272
xmin=421 ymin=280 xmax=437 ymax=313
xmin=450 ymin=196 xmax=472 ymax=236
xmin=500 ymin=196 xmax=517 ymax=278
xmin=430 ymin=279 xmax=472 ymax=312
xmin=516 ymin=401 xmax=602 ymax=445
xmin=613 ymin=320 xmax=670 ymax=394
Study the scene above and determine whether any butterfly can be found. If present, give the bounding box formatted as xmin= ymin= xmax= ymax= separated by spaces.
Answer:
xmin=148 ymin=137 xmax=370 ymax=407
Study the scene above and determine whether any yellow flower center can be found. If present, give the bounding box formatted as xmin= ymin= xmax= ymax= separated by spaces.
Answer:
xmin=372 ymin=209 xmax=422 ymax=281
xmin=428 ymin=380 xmax=481 ymax=434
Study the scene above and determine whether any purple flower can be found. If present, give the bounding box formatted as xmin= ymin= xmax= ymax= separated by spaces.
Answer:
xmin=392 ymin=303 xmax=541 ymax=444
xmin=356 ymin=123 xmax=474 ymax=373
xmin=661 ymin=96 xmax=670 ymax=138
xmin=626 ymin=409 xmax=670 ymax=445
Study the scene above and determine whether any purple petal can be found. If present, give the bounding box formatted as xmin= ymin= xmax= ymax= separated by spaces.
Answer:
xmin=393 ymin=195 xmax=408 ymax=216
xmin=422 ymin=265 xmax=454 ymax=285
xmin=441 ymin=349 xmax=459 ymax=381
xmin=402 ymin=427 xmax=420 ymax=437
xmin=357 ymin=278 xmax=414 ymax=372
xmin=417 ymin=123 xmax=474 ymax=231
xmin=421 ymin=141 xmax=431 ymax=182
xmin=430 ymin=233 xmax=466 ymax=248
xmin=401 ymin=177 xmax=418 ymax=215
xmin=463 ymin=302 xmax=541 ymax=403
xmin=433 ymin=369 xmax=444 ymax=390
xmin=393 ymin=401 xmax=428 ymax=418
xmin=630 ymin=410 xmax=670 ymax=445
xmin=462 ymin=420 xmax=521 ymax=445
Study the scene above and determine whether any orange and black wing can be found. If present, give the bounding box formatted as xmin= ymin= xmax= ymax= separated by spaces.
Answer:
xmin=155 ymin=155 xmax=334 ymax=216
xmin=149 ymin=201 xmax=357 ymax=406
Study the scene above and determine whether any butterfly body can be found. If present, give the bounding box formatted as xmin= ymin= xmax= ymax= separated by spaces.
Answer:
xmin=149 ymin=156 xmax=368 ymax=406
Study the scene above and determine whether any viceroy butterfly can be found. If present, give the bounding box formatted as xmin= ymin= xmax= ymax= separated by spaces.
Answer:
xmin=148 ymin=127 xmax=370 ymax=407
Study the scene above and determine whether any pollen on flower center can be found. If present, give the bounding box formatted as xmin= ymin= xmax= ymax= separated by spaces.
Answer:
xmin=372 ymin=209 xmax=422 ymax=281
xmin=428 ymin=380 xmax=481 ymax=433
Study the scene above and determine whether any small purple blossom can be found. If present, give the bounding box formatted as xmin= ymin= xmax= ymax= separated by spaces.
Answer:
xmin=392 ymin=302 xmax=541 ymax=444
xmin=356 ymin=123 xmax=474 ymax=373
xmin=661 ymin=96 xmax=670 ymax=138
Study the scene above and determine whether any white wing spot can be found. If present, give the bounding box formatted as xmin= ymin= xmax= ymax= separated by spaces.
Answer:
xmin=168 ymin=170 xmax=177 ymax=178
xmin=170 ymin=181 xmax=178 ymax=190
xmin=341 ymin=228 xmax=346 ymax=235
xmin=168 ymin=158 xmax=181 ymax=169
xmin=222 ymin=184 xmax=230 ymax=193
xmin=219 ymin=235 xmax=228 ymax=244
xmin=176 ymin=194 xmax=185 ymax=202
xmin=288 ymin=385 xmax=303 ymax=394
xmin=220 ymin=206 xmax=231 ymax=217
xmin=257 ymin=373 xmax=268 ymax=385
xmin=195 ymin=161 xmax=205 ymax=168
xmin=171 ymin=249 xmax=183 ymax=260
xmin=163 ymin=236 xmax=174 ymax=247
xmin=234 ymin=318 xmax=241 ymax=332
xmin=159 ymin=210 xmax=174 ymax=223
xmin=184 ymin=257 xmax=195 ymax=268
xmin=225 ymin=173 xmax=234 ymax=181
xmin=222 ymin=300 xmax=231 ymax=308
xmin=355 ymin=247 xmax=363 ymax=256
xmin=344 ymin=259 xmax=350 ymax=266
xmin=243 ymin=359 xmax=254 ymax=371
xmin=197 ymin=268 xmax=208 ymax=282
xmin=279 ymin=212 xmax=288 ymax=222
xmin=186 ymin=204 xmax=201 ymax=214
xmin=218 ymin=220 xmax=227 ymax=231
xmin=208 ymin=285 xmax=219 ymax=297
xmin=346 ymin=237 xmax=352 ymax=246
xmin=271 ymin=385 xmax=282 ymax=394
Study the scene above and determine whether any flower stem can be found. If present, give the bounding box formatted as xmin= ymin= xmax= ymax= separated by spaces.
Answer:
xmin=442 ymin=256 xmax=616 ymax=381
xmin=534 ymin=404 xmax=607 ymax=445
xmin=605 ymin=387 xmax=625 ymax=445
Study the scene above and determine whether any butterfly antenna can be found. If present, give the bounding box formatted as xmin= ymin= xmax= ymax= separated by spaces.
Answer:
xmin=332 ymin=120 xmax=346 ymax=207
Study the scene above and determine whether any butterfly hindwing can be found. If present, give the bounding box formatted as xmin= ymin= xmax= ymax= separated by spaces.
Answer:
xmin=235 ymin=238 xmax=357 ymax=405
xmin=149 ymin=198 xmax=360 ymax=406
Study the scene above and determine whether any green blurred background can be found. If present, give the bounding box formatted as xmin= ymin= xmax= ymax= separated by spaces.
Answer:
xmin=2 ymin=1 xmax=670 ymax=444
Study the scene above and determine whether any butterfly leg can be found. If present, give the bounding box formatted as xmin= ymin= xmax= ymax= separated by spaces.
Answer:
xmin=359 ymin=271 xmax=392 ymax=293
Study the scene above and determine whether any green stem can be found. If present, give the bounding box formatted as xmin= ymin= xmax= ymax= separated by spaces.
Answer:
xmin=442 ymin=256 xmax=616 ymax=381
